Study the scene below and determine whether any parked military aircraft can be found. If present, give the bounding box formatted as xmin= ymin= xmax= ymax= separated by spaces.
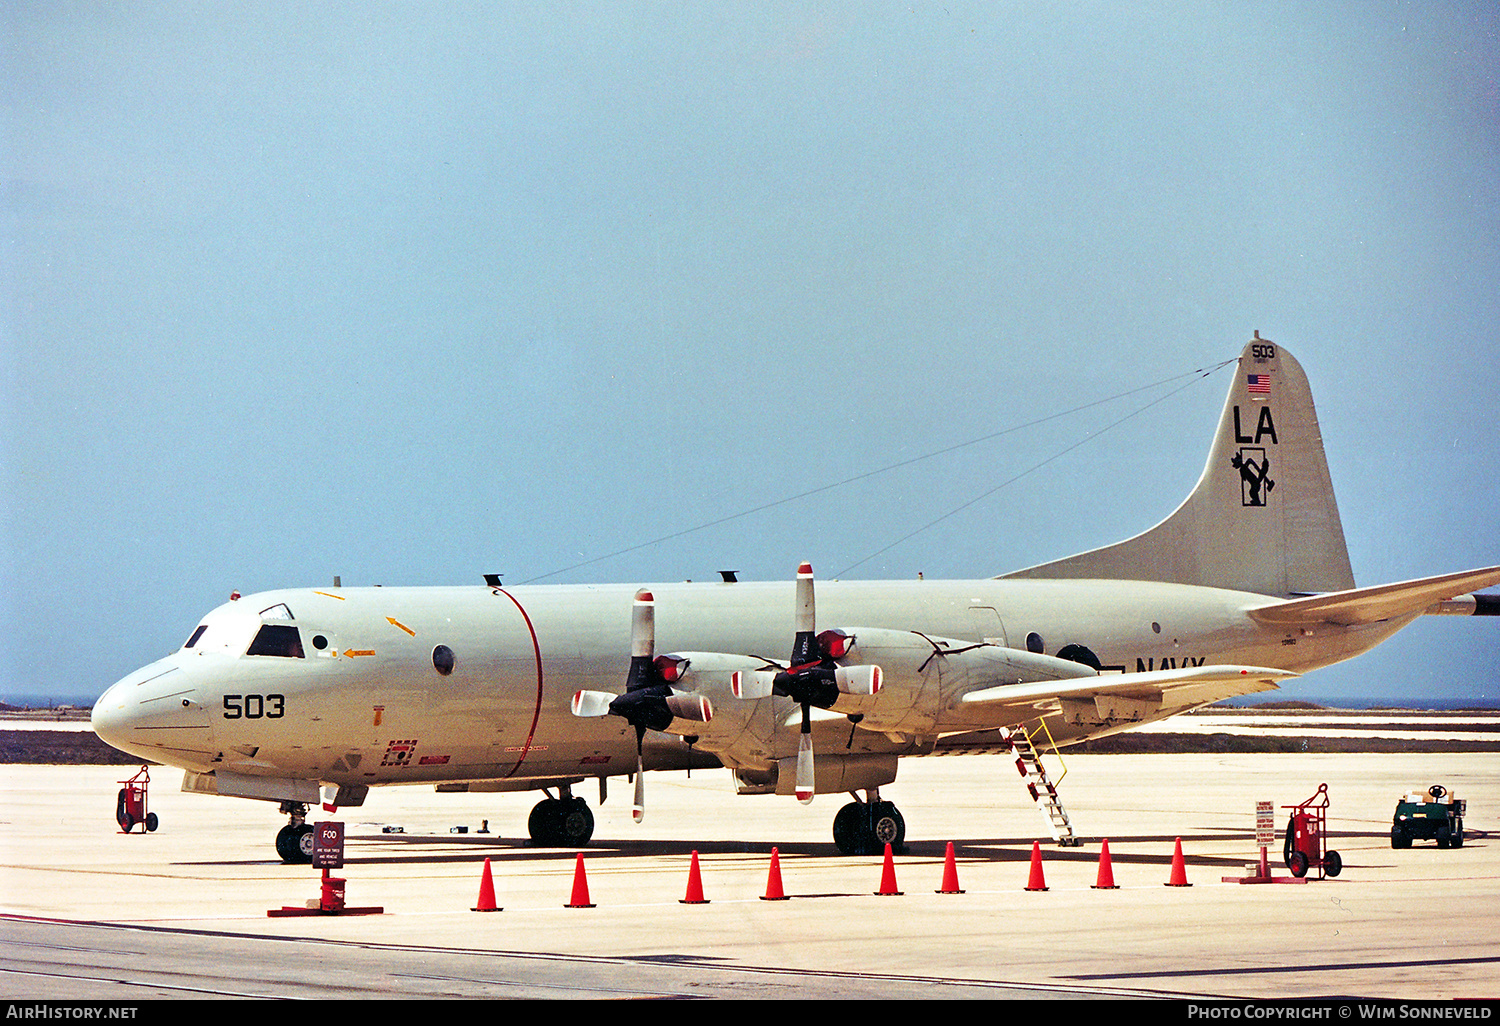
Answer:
xmin=92 ymin=337 xmax=1498 ymax=862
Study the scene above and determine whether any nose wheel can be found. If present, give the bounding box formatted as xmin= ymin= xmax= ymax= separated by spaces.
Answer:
xmin=274 ymin=803 xmax=314 ymax=864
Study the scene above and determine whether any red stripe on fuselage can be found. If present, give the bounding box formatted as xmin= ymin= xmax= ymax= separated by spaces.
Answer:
xmin=494 ymin=588 xmax=545 ymax=777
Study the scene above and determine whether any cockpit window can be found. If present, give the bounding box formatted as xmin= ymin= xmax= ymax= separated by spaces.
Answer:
xmin=184 ymin=625 xmax=208 ymax=649
xmin=259 ymin=603 xmax=294 ymax=621
xmin=246 ymin=624 xmax=305 ymax=658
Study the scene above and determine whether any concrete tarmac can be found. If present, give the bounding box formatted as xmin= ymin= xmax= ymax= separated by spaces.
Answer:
xmin=2 ymin=752 xmax=1496 ymax=1000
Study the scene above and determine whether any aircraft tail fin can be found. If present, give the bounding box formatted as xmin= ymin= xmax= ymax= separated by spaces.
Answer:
xmin=1002 ymin=335 xmax=1355 ymax=598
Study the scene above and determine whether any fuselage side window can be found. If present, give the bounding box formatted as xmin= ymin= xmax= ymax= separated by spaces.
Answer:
xmin=246 ymin=624 xmax=305 ymax=658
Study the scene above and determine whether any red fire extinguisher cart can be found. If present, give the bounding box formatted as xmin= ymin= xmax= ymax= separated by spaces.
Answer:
xmin=1283 ymin=782 xmax=1340 ymax=878
xmin=116 ymin=765 xmax=158 ymax=833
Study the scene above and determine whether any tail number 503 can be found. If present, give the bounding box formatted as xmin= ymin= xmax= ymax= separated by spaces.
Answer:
xmin=223 ymin=694 xmax=285 ymax=719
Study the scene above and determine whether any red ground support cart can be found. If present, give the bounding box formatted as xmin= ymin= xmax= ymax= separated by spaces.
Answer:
xmin=1283 ymin=782 xmax=1341 ymax=879
xmin=116 ymin=765 xmax=158 ymax=833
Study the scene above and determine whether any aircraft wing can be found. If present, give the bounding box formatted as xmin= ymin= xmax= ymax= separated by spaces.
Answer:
xmin=1249 ymin=566 xmax=1500 ymax=627
xmin=952 ymin=663 xmax=1295 ymax=727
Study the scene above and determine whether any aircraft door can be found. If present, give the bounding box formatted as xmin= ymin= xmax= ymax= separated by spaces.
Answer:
xmin=968 ymin=606 xmax=1008 ymax=647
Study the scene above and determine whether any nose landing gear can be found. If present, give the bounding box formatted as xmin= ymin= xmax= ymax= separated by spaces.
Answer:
xmin=275 ymin=803 xmax=314 ymax=864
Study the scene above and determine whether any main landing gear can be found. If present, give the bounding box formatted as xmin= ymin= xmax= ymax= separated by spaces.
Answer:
xmin=275 ymin=802 xmax=315 ymax=864
xmin=527 ymin=786 xmax=595 ymax=847
xmin=832 ymin=791 xmax=906 ymax=856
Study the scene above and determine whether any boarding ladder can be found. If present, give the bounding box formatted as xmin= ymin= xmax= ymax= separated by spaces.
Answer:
xmin=1004 ymin=723 xmax=1081 ymax=846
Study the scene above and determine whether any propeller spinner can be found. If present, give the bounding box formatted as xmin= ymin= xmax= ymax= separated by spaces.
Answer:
xmin=570 ymin=589 xmax=711 ymax=822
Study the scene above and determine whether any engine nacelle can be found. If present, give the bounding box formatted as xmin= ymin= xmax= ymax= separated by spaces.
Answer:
xmin=771 ymin=753 xmax=898 ymax=796
xmin=824 ymin=628 xmax=1098 ymax=736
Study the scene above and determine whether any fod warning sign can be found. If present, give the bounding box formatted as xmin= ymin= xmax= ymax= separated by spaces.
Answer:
xmin=1256 ymin=801 xmax=1276 ymax=847
xmin=312 ymin=820 xmax=344 ymax=869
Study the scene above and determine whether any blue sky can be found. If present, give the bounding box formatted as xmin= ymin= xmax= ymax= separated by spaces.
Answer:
xmin=4 ymin=2 xmax=1497 ymax=705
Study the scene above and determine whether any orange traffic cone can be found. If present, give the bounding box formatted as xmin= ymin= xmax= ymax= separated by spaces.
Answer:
xmin=471 ymin=857 xmax=502 ymax=911
xmin=1092 ymin=838 xmax=1119 ymax=890
xmin=680 ymin=850 xmax=709 ymax=904
xmin=565 ymin=852 xmax=596 ymax=907
xmin=1025 ymin=840 xmax=1048 ymax=891
xmin=760 ymin=847 xmax=789 ymax=900
xmin=1165 ymin=837 xmax=1192 ymax=887
xmin=936 ymin=841 xmax=964 ymax=894
xmin=875 ymin=843 xmax=903 ymax=895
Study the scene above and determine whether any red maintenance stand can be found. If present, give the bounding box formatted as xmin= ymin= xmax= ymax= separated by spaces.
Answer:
xmin=1283 ymin=783 xmax=1342 ymax=879
xmin=268 ymin=821 xmax=384 ymax=917
xmin=115 ymin=765 xmax=158 ymax=834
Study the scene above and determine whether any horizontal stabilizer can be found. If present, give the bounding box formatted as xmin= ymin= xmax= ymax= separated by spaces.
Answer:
xmin=955 ymin=664 xmax=1295 ymax=726
xmin=1250 ymin=566 xmax=1500 ymax=627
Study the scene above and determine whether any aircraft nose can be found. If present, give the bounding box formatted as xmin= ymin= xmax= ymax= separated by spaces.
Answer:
xmin=89 ymin=685 xmax=126 ymax=747
xmin=92 ymin=656 xmax=213 ymax=763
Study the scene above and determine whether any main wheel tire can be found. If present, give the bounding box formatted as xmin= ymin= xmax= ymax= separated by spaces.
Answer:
xmin=870 ymin=802 xmax=906 ymax=854
xmin=528 ymin=798 xmax=562 ymax=846
xmin=832 ymin=802 xmax=868 ymax=855
xmin=1288 ymin=850 xmax=1309 ymax=878
xmin=1324 ymin=850 xmax=1342 ymax=877
xmin=557 ymin=798 xmax=594 ymax=846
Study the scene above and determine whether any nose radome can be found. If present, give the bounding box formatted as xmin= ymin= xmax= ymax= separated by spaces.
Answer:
xmin=92 ymin=660 xmax=175 ymax=751
xmin=89 ymin=686 xmax=125 ymax=747
xmin=91 ymin=656 xmax=209 ymax=761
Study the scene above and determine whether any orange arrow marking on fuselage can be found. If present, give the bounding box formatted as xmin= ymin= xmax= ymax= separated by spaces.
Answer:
xmin=386 ymin=617 xmax=415 ymax=636
xmin=344 ymin=649 xmax=375 ymax=659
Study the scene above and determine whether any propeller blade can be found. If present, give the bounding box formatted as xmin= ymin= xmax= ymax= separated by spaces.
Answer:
xmin=570 ymin=690 xmax=616 ymax=717
xmin=664 ymin=692 xmax=713 ymax=723
xmin=731 ymin=669 xmax=776 ymax=700
xmin=796 ymin=707 xmax=815 ymax=804
xmin=791 ymin=562 xmax=817 ymax=666
xmin=633 ymin=589 xmax=654 ymax=656
xmin=632 ymin=752 xmax=646 ymax=823
xmin=626 ymin=589 xmax=655 ymax=691
xmin=835 ymin=664 xmax=882 ymax=696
